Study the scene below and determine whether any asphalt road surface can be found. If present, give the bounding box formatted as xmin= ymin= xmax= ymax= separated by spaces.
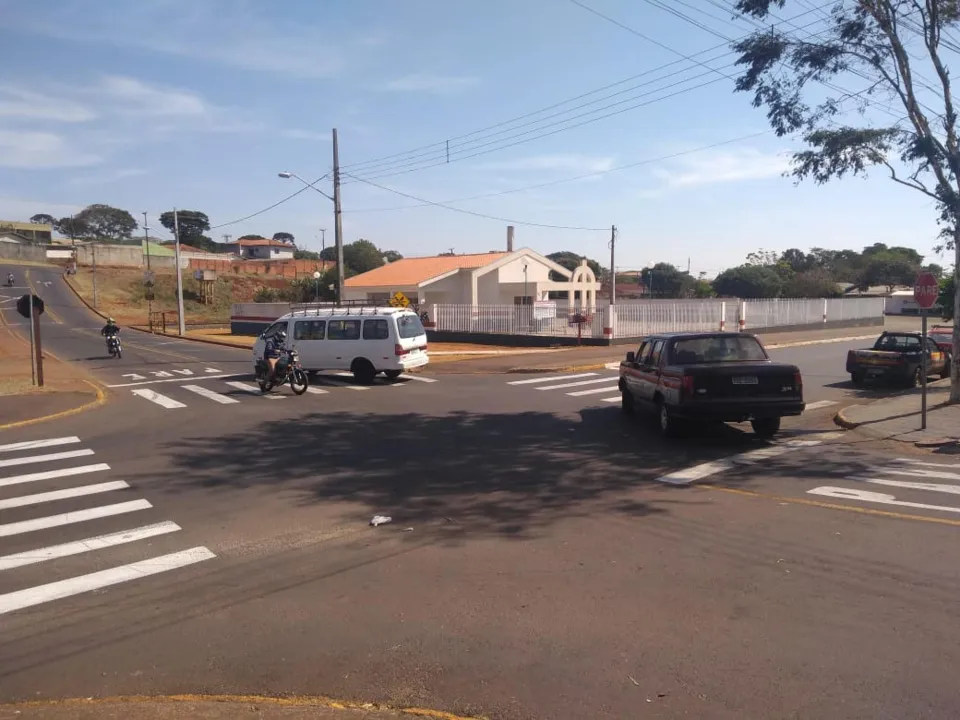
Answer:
xmin=2 ymin=263 xmax=957 ymax=720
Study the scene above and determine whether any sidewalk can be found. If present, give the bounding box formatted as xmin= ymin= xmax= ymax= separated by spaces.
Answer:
xmin=835 ymin=380 xmax=960 ymax=448
xmin=429 ymin=323 xmax=886 ymax=374
xmin=0 ymin=697 xmax=470 ymax=720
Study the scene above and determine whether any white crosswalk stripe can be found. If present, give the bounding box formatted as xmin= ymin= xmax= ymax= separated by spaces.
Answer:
xmin=506 ymin=370 xmax=620 ymax=405
xmin=0 ymin=437 xmax=216 ymax=616
xmin=181 ymin=384 xmax=240 ymax=404
xmin=124 ymin=372 xmax=439 ymax=410
xmin=131 ymin=388 xmax=186 ymax=409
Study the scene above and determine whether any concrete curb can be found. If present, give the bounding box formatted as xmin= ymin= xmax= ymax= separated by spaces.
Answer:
xmin=505 ymin=362 xmax=609 ymax=374
xmin=0 ymin=380 xmax=107 ymax=431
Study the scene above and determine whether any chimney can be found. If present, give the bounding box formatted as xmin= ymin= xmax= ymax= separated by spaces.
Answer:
xmin=506 ymin=225 xmax=514 ymax=253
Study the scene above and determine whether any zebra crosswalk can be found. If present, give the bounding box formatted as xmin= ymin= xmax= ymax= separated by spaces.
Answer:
xmin=506 ymin=371 xmax=621 ymax=404
xmin=0 ymin=435 xmax=214 ymax=617
xmin=124 ymin=373 xmax=438 ymax=410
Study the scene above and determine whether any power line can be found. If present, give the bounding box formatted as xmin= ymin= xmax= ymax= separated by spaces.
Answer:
xmin=344 ymin=130 xmax=773 ymax=214
xmin=342 ymin=172 xmax=609 ymax=231
xmin=208 ymin=174 xmax=327 ymax=230
xmin=338 ymin=4 xmax=834 ymax=178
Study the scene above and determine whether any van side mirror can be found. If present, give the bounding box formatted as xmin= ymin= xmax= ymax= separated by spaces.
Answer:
xmin=626 ymin=351 xmax=635 ymax=364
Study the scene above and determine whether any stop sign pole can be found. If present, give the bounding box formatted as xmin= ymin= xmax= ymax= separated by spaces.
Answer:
xmin=914 ymin=271 xmax=939 ymax=430
xmin=16 ymin=293 xmax=45 ymax=388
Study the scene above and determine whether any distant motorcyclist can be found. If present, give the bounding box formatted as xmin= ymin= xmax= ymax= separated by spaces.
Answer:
xmin=101 ymin=318 xmax=120 ymax=340
xmin=5 ymin=272 xmax=13 ymax=287
xmin=264 ymin=330 xmax=287 ymax=382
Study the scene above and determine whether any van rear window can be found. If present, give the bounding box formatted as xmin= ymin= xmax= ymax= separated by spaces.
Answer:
xmin=397 ymin=314 xmax=425 ymax=339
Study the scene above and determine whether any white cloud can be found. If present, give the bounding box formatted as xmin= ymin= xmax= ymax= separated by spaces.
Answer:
xmin=383 ymin=74 xmax=480 ymax=95
xmin=0 ymin=86 xmax=96 ymax=123
xmin=9 ymin=3 xmax=347 ymax=80
xmin=69 ymin=168 xmax=147 ymax=186
xmin=0 ymin=196 xmax=83 ymax=221
xmin=0 ymin=130 xmax=101 ymax=169
xmin=479 ymin=154 xmax=616 ymax=174
xmin=99 ymin=76 xmax=208 ymax=117
xmin=654 ymin=148 xmax=792 ymax=189
xmin=281 ymin=129 xmax=331 ymax=142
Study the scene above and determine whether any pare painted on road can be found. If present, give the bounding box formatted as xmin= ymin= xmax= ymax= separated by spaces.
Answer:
xmin=808 ymin=458 xmax=960 ymax=517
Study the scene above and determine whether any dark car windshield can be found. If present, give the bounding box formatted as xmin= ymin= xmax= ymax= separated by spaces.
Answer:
xmin=670 ymin=336 xmax=767 ymax=364
xmin=874 ymin=334 xmax=922 ymax=352
xmin=397 ymin=313 xmax=425 ymax=339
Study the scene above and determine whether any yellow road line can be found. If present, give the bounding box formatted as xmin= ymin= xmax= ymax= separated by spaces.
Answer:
xmin=0 ymin=380 xmax=107 ymax=431
xmin=25 ymin=268 xmax=62 ymax=324
xmin=704 ymin=484 xmax=960 ymax=527
xmin=0 ymin=694 xmax=483 ymax=720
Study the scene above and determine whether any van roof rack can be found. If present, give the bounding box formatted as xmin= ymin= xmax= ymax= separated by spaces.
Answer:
xmin=287 ymin=301 xmax=405 ymax=317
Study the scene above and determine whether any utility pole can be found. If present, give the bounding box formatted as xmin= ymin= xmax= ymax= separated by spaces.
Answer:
xmin=609 ymin=225 xmax=617 ymax=306
xmin=92 ymin=244 xmax=98 ymax=308
xmin=332 ymin=128 xmax=345 ymax=306
xmin=319 ymin=228 xmax=326 ymax=256
xmin=173 ymin=208 xmax=186 ymax=336
xmin=687 ymin=257 xmax=691 ymax=274
xmin=142 ymin=211 xmax=151 ymax=270
xmin=222 ymin=234 xmax=232 ymax=245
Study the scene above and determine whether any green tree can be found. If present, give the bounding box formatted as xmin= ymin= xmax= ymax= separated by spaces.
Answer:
xmin=319 ymin=246 xmax=337 ymax=262
xmin=731 ymin=0 xmax=960 ymax=400
xmin=342 ymin=238 xmax=385 ymax=274
xmin=857 ymin=254 xmax=919 ymax=292
xmin=712 ymin=265 xmax=783 ymax=298
xmin=640 ymin=263 xmax=695 ymax=298
xmin=159 ymin=210 xmax=218 ymax=252
xmin=294 ymin=249 xmax=322 ymax=261
xmin=383 ymin=249 xmax=404 ymax=263
xmin=545 ymin=251 xmax=603 ymax=282
xmin=692 ymin=280 xmax=716 ymax=298
xmin=781 ymin=248 xmax=813 ymax=273
xmin=74 ymin=204 xmax=137 ymax=242
xmin=926 ymin=263 xmax=945 ymax=278
xmin=238 ymin=234 xmax=266 ymax=241
xmin=55 ymin=216 xmax=91 ymax=240
xmin=29 ymin=213 xmax=56 ymax=226
xmin=783 ymin=268 xmax=842 ymax=298
xmin=273 ymin=232 xmax=295 ymax=245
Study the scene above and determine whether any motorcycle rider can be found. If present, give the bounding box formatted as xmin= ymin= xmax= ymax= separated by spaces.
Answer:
xmin=263 ymin=329 xmax=287 ymax=383
xmin=101 ymin=317 xmax=121 ymax=351
xmin=5 ymin=272 xmax=13 ymax=287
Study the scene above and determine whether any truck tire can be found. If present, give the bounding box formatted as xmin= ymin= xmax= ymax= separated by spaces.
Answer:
xmin=751 ymin=417 xmax=781 ymax=439
xmin=621 ymin=389 xmax=634 ymax=416
xmin=941 ymin=355 xmax=952 ymax=380
xmin=850 ymin=371 xmax=865 ymax=386
xmin=657 ymin=402 xmax=680 ymax=438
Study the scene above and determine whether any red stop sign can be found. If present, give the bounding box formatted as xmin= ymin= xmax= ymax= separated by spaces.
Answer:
xmin=913 ymin=271 xmax=940 ymax=309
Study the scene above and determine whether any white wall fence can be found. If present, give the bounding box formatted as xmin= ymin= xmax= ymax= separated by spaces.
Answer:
xmin=430 ymin=297 xmax=886 ymax=339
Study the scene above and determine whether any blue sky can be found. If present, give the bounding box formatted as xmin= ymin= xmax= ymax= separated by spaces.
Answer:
xmin=0 ymin=0 xmax=949 ymax=276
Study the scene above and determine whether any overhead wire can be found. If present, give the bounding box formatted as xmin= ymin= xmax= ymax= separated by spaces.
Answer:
xmin=339 ymin=3 xmax=835 ymax=179
xmin=342 ymin=172 xmax=609 ymax=231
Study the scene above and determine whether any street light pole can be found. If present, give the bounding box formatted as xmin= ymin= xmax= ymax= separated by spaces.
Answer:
xmin=173 ymin=208 xmax=186 ymax=336
xmin=332 ymin=128 xmax=344 ymax=307
xmin=313 ymin=270 xmax=321 ymax=301
xmin=142 ymin=211 xmax=151 ymax=271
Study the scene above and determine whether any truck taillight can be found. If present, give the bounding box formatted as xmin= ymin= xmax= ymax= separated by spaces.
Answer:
xmin=794 ymin=372 xmax=803 ymax=391
xmin=394 ymin=344 xmax=407 ymax=356
xmin=681 ymin=375 xmax=694 ymax=397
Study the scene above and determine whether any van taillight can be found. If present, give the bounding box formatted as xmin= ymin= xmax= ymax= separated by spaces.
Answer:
xmin=395 ymin=344 xmax=407 ymax=356
xmin=794 ymin=372 xmax=803 ymax=391
xmin=681 ymin=375 xmax=694 ymax=397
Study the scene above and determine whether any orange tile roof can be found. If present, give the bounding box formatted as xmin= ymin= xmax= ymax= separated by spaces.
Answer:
xmin=345 ymin=252 xmax=508 ymax=287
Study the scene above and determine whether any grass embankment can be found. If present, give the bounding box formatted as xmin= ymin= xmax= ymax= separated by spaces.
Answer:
xmin=0 ymin=311 xmax=96 ymax=398
xmin=66 ymin=266 xmax=284 ymax=326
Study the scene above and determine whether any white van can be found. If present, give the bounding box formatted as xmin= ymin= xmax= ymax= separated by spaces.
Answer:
xmin=252 ymin=306 xmax=429 ymax=384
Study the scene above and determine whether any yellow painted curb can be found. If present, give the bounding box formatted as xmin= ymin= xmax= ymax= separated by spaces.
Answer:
xmin=506 ymin=362 xmax=610 ymax=374
xmin=0 ymin=694 xmax=484 ymax=720
xmin=0 ymin=380 xmax=107 ymax=431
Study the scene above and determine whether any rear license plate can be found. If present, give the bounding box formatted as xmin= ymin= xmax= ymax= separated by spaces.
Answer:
xmin=732 ymin=376 xmax=759 ymax=385
xmin=867 ymin=369 xmax=883 ymax=376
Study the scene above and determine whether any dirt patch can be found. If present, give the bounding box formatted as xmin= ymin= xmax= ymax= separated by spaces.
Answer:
xmin=66 ymin=267 xmax=289 ymax=326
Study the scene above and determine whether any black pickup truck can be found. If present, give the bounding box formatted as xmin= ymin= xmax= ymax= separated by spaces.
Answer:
xmin=846 ymin=332 xmax=951 ymax=387
xmin=618 ymin=332 xmax=804 ymax=438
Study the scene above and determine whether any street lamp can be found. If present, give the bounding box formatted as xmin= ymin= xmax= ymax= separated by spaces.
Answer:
xmin=522 ymin=261 xmax=529 ymax=304
xmin=646 ymin=261 xmax=656 ymax=299
xmin=278 ymin=170 xmax=343 ymax=305
xmin=313 ymin=270 xmax=321 ymax=301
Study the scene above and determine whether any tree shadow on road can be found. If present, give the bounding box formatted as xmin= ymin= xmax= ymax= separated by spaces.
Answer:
xmin=150 ymin=407 xmax=768 ymax=542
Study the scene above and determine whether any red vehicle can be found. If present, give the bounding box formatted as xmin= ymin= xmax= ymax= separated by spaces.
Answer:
xmin=929 ymin=325 xmax=955 ymax=354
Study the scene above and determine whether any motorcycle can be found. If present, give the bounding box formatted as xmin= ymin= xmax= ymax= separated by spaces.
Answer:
xmin=106 ymin=334 xmax=122 ymax=359
xmin=5 ymin=274 xmax=13 ymax=287
xmin=255 ymin=347 xmax=308 ymax=395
